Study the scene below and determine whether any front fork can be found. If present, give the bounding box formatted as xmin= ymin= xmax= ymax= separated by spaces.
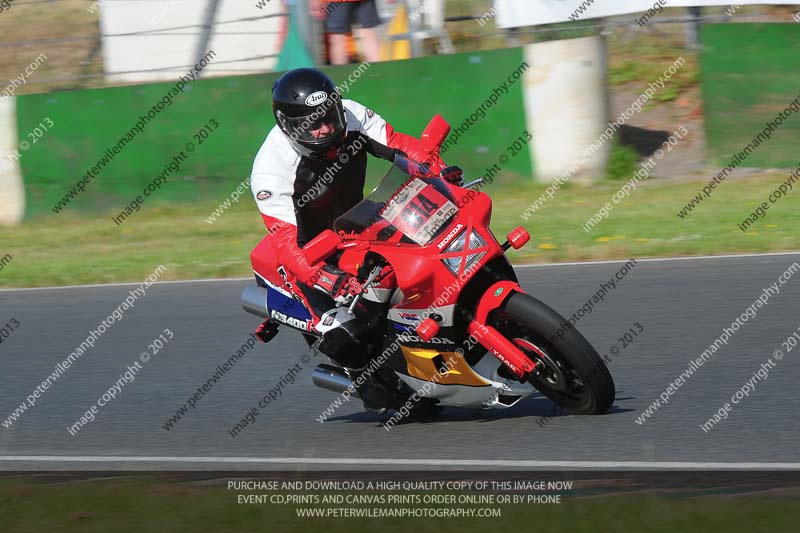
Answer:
xmin=466 ymin=281 xmax=536 ymax=379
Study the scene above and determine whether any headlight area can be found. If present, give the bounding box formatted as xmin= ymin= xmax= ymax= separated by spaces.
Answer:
xmin=441 ymin=227 xmax=487 ymax=277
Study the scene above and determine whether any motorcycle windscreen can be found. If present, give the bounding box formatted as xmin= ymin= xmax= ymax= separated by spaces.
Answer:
xmin=378 ymin=178 xmax=457 ymax=245
xmin=333 ymin=155 xmax=458 ymax=242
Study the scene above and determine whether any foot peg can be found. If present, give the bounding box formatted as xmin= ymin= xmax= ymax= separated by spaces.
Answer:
xmin=254 ymin=320 xmax=279 ymax=343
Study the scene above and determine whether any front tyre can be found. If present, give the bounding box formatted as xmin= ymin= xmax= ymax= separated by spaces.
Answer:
xmin=488 ymin=292 xmax=615 ymax=415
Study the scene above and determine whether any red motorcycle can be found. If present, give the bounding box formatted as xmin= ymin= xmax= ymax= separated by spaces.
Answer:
xmin=242 ymin=117 xmax=615 ymax=417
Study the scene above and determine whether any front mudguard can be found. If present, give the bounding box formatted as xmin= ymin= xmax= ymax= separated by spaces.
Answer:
xmin=466 ymin=281 xmax=536 ymax=378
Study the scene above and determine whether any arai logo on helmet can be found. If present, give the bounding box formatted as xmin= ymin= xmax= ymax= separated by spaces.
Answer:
xmin=305 ymin=91 xmax=328 ymax=106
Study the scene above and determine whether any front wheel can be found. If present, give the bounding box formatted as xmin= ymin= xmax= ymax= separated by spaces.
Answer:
xmin=488 ymin=292 xmax=615 ymax=415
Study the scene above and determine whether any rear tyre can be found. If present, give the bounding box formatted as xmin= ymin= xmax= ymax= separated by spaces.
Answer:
xmin=488 ymin=292 xmax=615 ymax=415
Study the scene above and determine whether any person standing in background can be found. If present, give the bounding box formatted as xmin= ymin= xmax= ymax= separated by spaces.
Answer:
xmin=310 ymin=0 xmax=393 ymax=64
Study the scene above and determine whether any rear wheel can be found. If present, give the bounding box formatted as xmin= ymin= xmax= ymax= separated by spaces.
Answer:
xmin=488 ymin=292 xmax=615 ymax=415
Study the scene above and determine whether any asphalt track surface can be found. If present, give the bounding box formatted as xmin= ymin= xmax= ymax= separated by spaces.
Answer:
xmin=1 ymin=252 xmax=799 ymax=471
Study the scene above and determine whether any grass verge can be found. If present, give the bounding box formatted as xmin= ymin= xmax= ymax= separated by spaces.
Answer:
xmin=1 ymin=477 xmax=799 ymax=532
xmin=0 ymin=171 xmax=798 ymax=288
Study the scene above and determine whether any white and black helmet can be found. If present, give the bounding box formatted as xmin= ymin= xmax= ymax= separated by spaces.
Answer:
xmin=272 ymin=68 xmax=347 ymax=159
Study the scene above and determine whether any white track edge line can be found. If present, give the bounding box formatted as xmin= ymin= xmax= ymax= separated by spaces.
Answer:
xmin=1 ymin=457 xmax=799 ymax=470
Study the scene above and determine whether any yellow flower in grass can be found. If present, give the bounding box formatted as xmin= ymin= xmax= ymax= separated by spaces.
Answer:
xmin=766 ymin=224 xmax=778 ymax=228
xmin=636 ymin=238 xmax=649 ymax=242
xmin=595 ymin=235 xmax=627 ymax=243
xmin=537 ymin=243 xmax=558 ymax=250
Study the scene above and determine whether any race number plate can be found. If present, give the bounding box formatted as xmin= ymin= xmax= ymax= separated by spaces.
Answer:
xmin=381 ymin=179 xmax=457 ymax=245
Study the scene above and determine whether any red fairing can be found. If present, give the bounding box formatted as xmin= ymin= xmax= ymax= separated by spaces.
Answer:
xmin=386 ymin=123 xmax=447 ymax=173
xmin=260 ymin=214 xmax=319 ymax=284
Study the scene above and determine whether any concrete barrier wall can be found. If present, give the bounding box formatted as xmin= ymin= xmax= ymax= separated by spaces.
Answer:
xmin=702 ymin=23 xmax=800 ymax=168
xmin=526 ymin=36 xmax=610 ymax=183
xmin=12 ymin=24 xmax=800 ymax=223
xmin=99 ymin=0 xmax=286 ymax=83
xmin=13 ymin=47 xmax=532 ymax=219
xmin=0 ymin=97 xmax=25 ymax=226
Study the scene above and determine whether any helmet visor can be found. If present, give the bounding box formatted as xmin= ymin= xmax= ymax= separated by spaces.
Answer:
xmin=278 ymin=104 xmax=346 ymax=144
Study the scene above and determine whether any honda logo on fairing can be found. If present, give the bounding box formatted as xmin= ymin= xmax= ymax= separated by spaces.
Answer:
xmin=437 ymin=224 xmax=464 ymax=251
xmin=305 ymin=91 xmax=328 ymax=106
xmin=271 ymin=310 xmax=312 ymax=331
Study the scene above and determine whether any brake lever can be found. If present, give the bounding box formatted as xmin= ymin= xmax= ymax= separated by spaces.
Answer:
xmin=462 ymin=178 xmax=485 ymax=189
xmin=347 ymin=265 xmax=383 ymax=315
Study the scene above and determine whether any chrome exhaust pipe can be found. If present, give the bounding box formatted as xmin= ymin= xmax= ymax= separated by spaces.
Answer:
xmin=241 ymin=285 xmax=269 ymax=318
xmin=312 ymin=364 xmax=360 ymax=398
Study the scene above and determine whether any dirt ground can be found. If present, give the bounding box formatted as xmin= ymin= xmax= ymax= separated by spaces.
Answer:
xmin=612 ymin=85 xmax=707 ymax=181
xmin=611 ymin=78 xmax=792 ymax=187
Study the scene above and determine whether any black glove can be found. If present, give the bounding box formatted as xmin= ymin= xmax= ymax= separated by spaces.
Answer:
xmin=312 ymin=265 xmax=362 ymax=304
xmin=440 ymin=165 xmax=463 ymax=186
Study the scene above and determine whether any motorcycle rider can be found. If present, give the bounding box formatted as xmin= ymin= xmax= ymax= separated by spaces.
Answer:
xmin=250 ymin=67 xmax=462 ymax=412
